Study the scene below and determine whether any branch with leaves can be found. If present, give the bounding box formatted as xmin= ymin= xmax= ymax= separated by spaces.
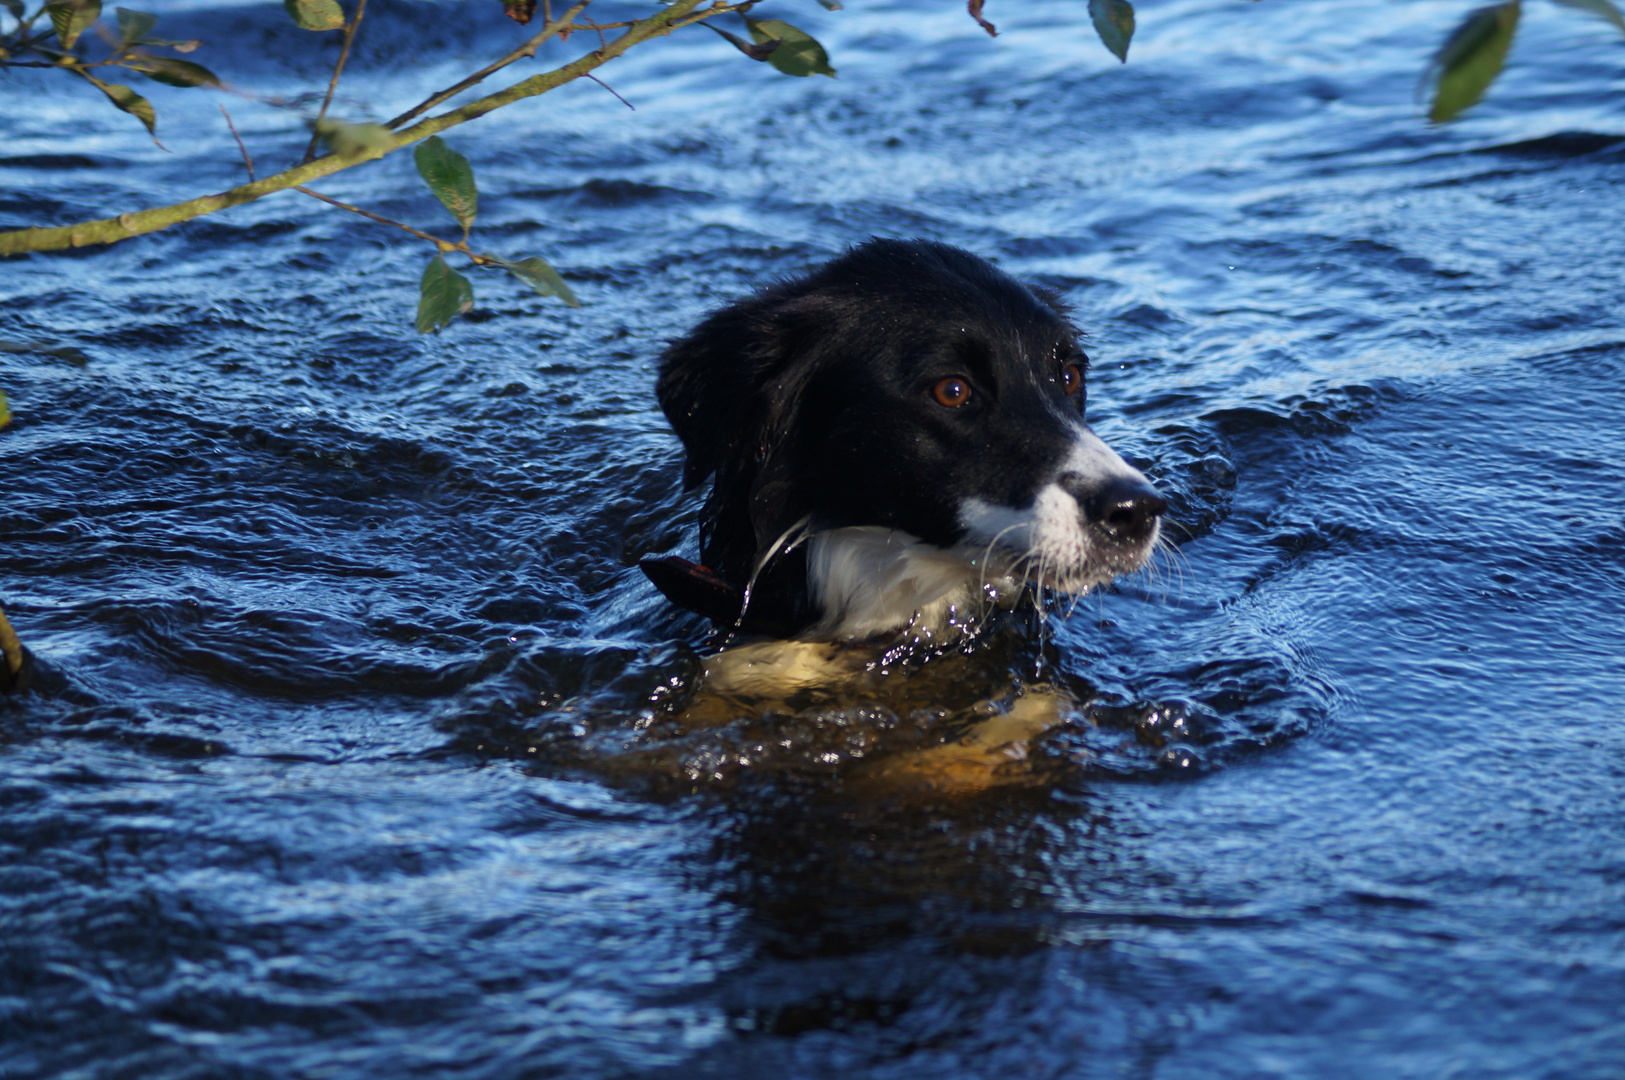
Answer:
xmin=0 ymin=0 xmax=219 ymax=135
xmin=3 ymin=0 xmax=1625 ymax=334
xmin=0 ymin=0 xmax=833 ymax=328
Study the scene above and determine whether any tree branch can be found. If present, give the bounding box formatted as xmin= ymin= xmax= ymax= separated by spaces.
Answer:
xmin=384 ymin=0 xmax=592 ymax=130
xmin=220 ymin=104 xmax=256 ymax=181
xmin=295 ymin=184 xmax=454 ymax=249
xmin=0 ymin=0 xmax=706 ymax=256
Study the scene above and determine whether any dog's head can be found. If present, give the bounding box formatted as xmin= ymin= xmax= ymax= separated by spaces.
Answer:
xmin=655 ymin=238 xmax=1163 ymax=637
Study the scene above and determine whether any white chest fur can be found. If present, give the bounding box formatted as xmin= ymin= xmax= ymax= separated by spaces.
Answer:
xmin=805 ymin=526 xmax=1003 ymax=640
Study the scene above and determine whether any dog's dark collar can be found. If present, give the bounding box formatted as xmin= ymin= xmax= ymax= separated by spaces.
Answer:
xmin=639 ymin=556 xmax=739 ymax=622
xmin=640 ymin=556 xmax=802 ymax=638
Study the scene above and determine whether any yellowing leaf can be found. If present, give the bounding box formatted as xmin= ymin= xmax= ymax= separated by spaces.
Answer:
xmin=314 ymin=119 xmax=393 ymax=158
xmin=46 ymin=0 xmax=101 ymax=49
xmin=1088 ymin=0 xmax=1135 ymax=62
xmin=414 ymin=137 xmax=478 ymax=235
xmin=74 ymin=69 xmax=157 ymax=135
xmin=127 ymin=56 xmax=220 ymax=88
xmin=283 ymin=0 xmax=343 ymax=32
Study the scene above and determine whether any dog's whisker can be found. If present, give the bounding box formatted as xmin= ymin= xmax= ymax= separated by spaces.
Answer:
xmin=1065 ymin=581 xmax=1084 ymax=621
xmin=1162 ymin=515 xmax=1198 ymax=543
xmin=974 ymin=522 xmax=1025 ymax=596
xmin=1152 ymin=531 xmax=1189 ymax=602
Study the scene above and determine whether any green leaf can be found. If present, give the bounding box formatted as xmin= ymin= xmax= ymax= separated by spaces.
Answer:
xmin=2 ymin=0 xmax=25 ymax=20
xmin=413 ymin=136 xmax=478 ymax=235
xmin=313 ymin=118 xmax=393 ymax=157
xmin=417 ymin=256 xmax=474 ymax=333
xmin=1088 ymin=0 xmax=1135 ymax=62
xmin=1551 ymin=0 xmax=1625 ymax=35
xmin=46 ymin=0 xmax=101 ymax=49
xmin=115 ymin=6 xmax=157 ymax=45
xmin=495 ymin=256 xmax=581 ymax=308
xmin=1427 ymin=1 xmax=1521 ymax=123
xmin=283 ymin=0 xmax=343 ymax=32
xmin=745 ymin=18 xmax=836 ymax=77
xmin=74 ymin=69 xmax=157 ymax=134
xmin=127 ymin=56 xmax=219 ymax=88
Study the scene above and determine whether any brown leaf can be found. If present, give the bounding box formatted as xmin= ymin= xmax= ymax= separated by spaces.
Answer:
xmin=968 ymin=0 xmax=996 ymax=37
xmin=501 ymin=0 xmax=535 ymax=24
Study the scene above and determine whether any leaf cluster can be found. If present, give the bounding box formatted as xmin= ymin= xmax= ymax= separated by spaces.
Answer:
xmin=410 ymin=136 xmax=579 ymax=334
xmin=2 ymin=0 xmax=219 ymax=136
xmin=3 ymin=0 xmax=1624 ymax=345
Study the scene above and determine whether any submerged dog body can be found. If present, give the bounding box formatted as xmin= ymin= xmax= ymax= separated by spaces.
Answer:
xmin=650 ymin=239 xmax=1164 ymax=641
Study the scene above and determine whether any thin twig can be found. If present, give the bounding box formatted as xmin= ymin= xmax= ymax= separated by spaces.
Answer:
xmin=585 ymin=72 xmax=634 ymax=109
xmin=296 ymin=185 xmax=503 ymax=265
xmin=384 ymin=0 xmax=592 ymax=130
xmin=581 ymin=15 xmax=610 ymax=54
xmin=295 ymin=184 xmax=454 ymax=249
xmin=301 ymin=0 xmax=370 ymax=164
xmin=219 ymin=104 xmax=255 ymax=181
xmin=576 ymin=6 xmax=757 ymax=34
xmin=501 ymin=11 xmax=743 ymax=32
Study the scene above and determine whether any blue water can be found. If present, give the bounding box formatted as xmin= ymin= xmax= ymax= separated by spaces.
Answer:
xmin=3 ymin=0 xmax=1625 ymax=1075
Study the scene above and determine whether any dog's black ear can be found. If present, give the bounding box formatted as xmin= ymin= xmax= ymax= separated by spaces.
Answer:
xmin=655 ymin=286 xmax=825 ymax=606
xmin=656 ymin=303 xmax=765 ymax=489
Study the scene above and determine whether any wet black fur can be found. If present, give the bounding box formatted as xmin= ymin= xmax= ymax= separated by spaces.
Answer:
xmin=655 ymin=238 xmax=1088 ymax=635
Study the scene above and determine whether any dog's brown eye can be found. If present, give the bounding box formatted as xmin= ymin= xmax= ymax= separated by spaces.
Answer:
xmin=1060 ymin=363 xmax=1083 ymax=395
xmin=932 ymin=377 xmax=972 ymax=408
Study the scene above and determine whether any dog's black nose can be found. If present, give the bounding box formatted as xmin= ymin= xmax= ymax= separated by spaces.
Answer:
xmin=1062 ymin=474 xmax=1167 ymax=545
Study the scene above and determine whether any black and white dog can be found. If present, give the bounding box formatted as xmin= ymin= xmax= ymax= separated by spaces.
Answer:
xmin=642 ymin=239 xmax=1165 ymax=641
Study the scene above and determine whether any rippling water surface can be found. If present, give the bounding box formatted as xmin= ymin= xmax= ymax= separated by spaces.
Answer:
xmin=4 ymin=0 xmax=1625 ymax=1075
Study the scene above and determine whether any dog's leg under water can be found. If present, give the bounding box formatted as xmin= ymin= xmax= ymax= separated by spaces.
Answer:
xmin=840 ymin=685 xmax=1076 ymax=799
xmin=661 ymin=639 xmax=1082 ymax=797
